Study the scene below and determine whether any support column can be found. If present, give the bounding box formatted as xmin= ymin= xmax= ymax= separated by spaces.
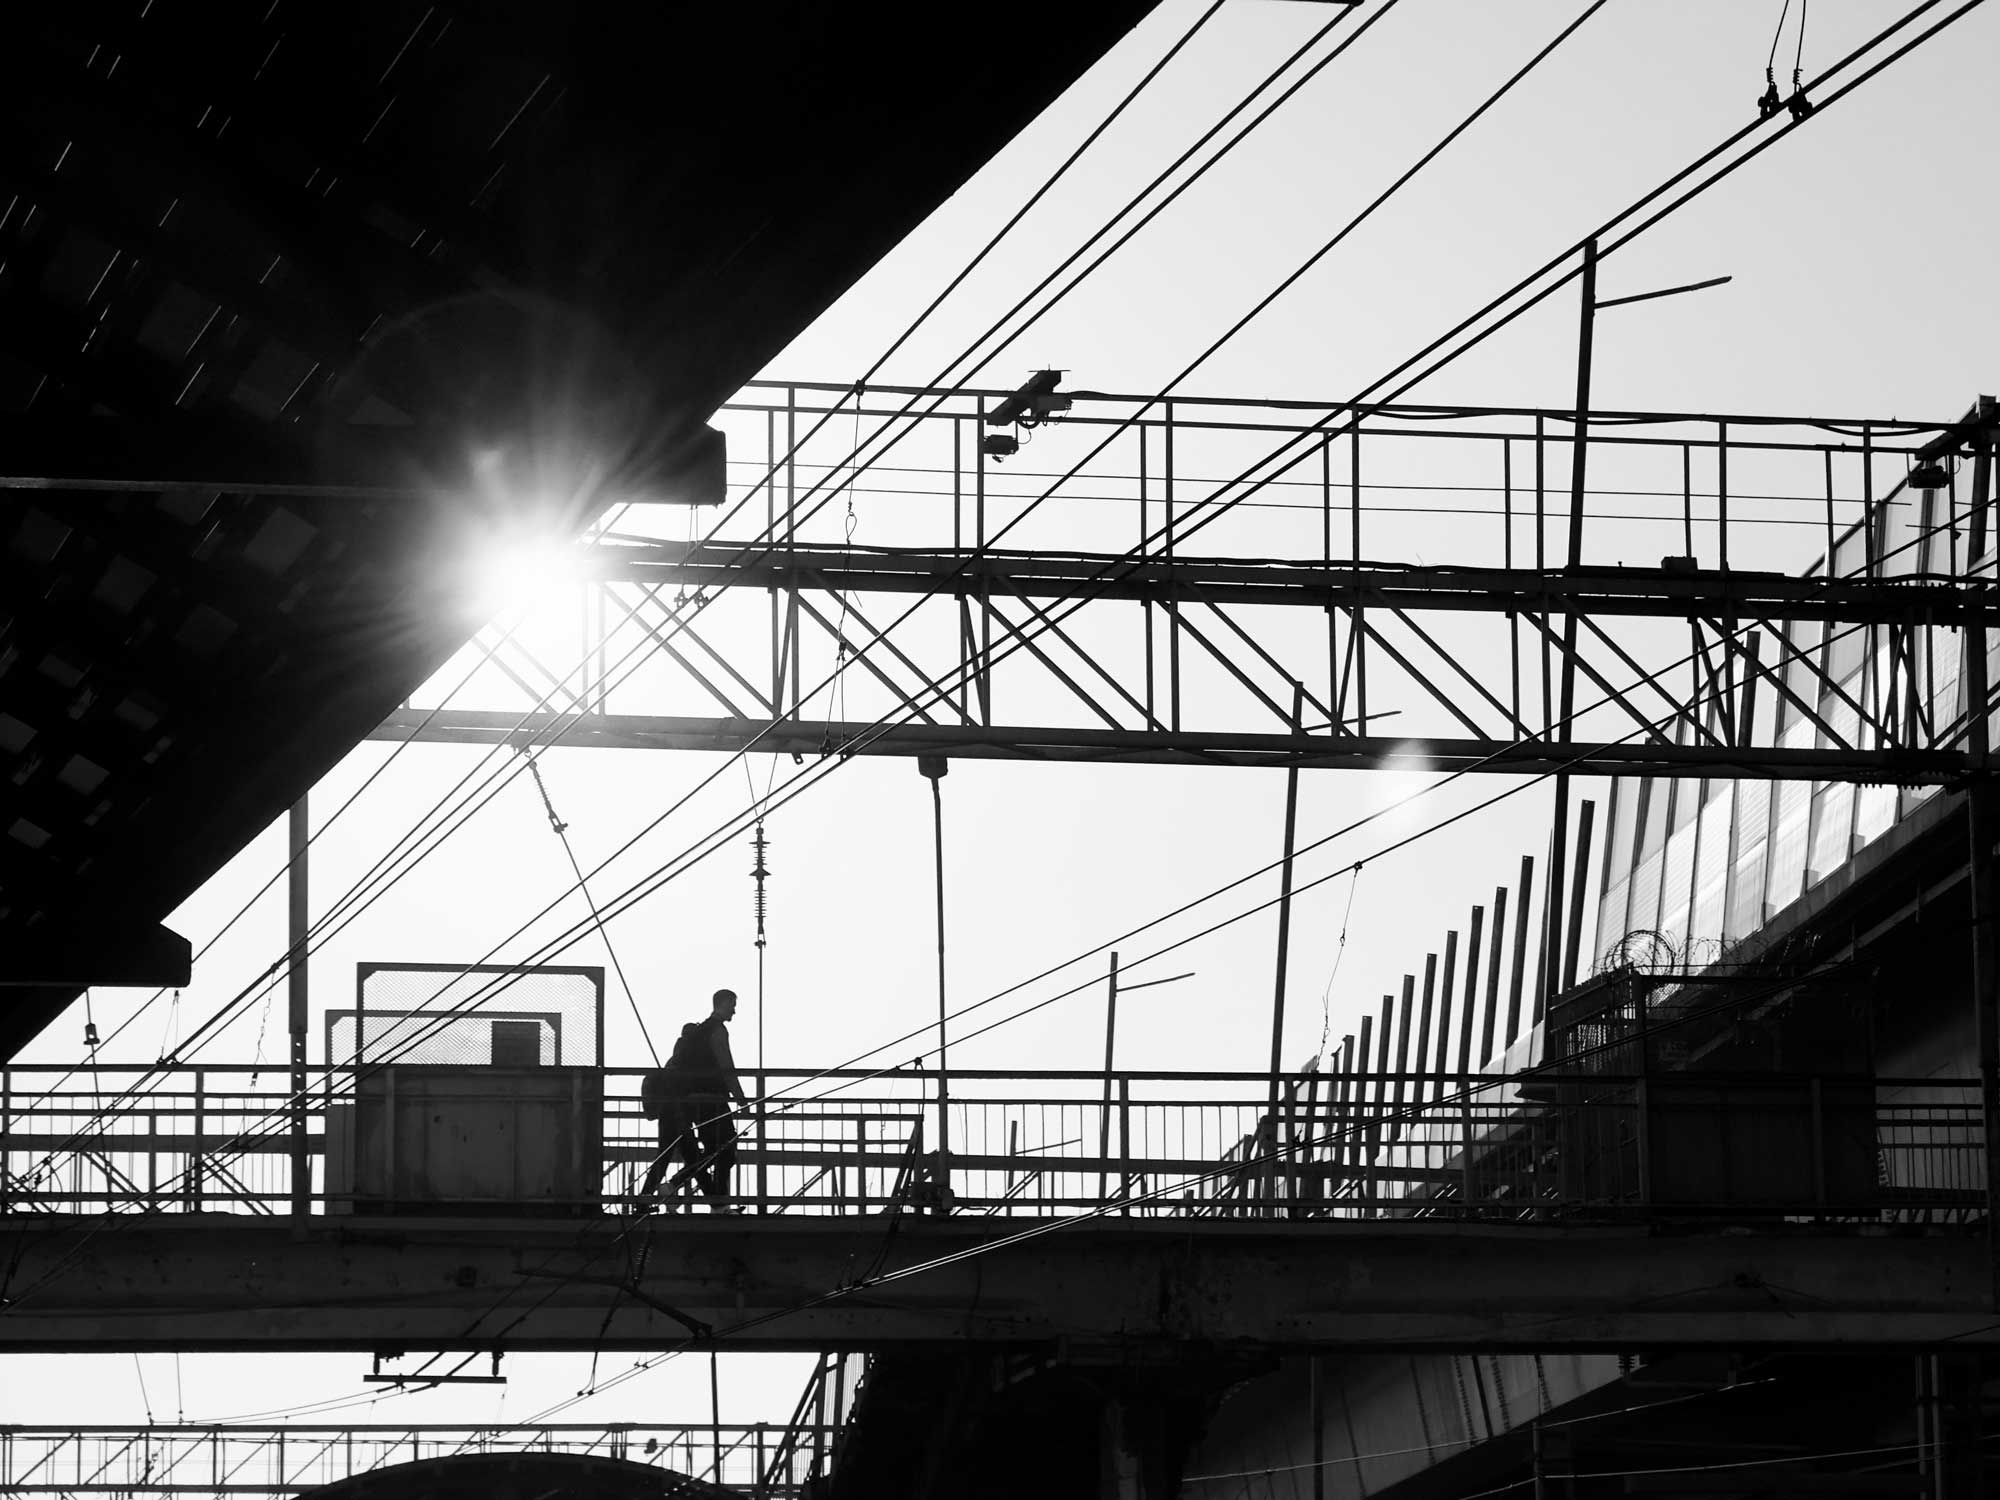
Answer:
xmin=1971 ymin=781 xmax=1999 ymax=1313
xmin=288 ymin=796 xmax=310 ymax=1218
xmin=1099 ymin=1398 xmax=1171 ymax=1500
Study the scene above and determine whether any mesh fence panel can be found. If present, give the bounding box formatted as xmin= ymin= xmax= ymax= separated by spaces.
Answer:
xmin=329 ymin=964 xmax=604 ymax=1067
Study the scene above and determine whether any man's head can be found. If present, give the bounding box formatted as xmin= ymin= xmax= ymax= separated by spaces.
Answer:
xmin=712 ymin=988 xmax=738 ymax=1021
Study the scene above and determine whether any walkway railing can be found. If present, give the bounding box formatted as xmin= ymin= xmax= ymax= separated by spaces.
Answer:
xmin=0 ymin=1065 xmax=1981 ymax=1223
xmin=0 ymin=1421 xmax=836 ymax=1496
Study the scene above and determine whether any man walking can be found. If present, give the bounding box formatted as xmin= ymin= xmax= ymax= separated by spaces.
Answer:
xmin=638 ymin=1023 xmax=706 ymax=1208
xmin=677 ymin=988 xmax=748 ymax=1210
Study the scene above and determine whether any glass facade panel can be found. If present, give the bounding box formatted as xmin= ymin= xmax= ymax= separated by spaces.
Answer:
xmin=1807 ymin=779 xmax=1856 ymax=887
xmin=1919 ymin=489 xmax=1949 ymax=574
xmin=1637 ymin=778 xmax=1668 ymax=862
xmin=1670 ymin=766 xmax=1699 ymax=833
xmin=1725 ymin=778 xmax=1771 ymax=941
xmin=1854 ymin=781 xmax=1897 ymax=851
xmin=1879 ymin=489 xmax=1919 ymax=579
xmin=1596 ymin=877 xmax=1630 ymax=962
xmin=1627 ymin=849 xmax=1663 ymax=937
xmin=1929 ymin=625 xmax=1962 ymax=730
xmin=1604 ymin=777 xmax=1642 ymax=894
xmin=1827 ymin=617 xmax=1866 ymax=684
xmin=1658 ymin=816 xmax=1698 ymax=950
xmin=1765 ymin=721 xmax=1816 ymax=915
xmin=1688 ymin=781 xmax=1732 ymax=956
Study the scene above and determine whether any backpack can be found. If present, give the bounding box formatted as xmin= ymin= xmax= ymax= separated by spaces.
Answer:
xmin=671 ymin=1015 xmax=725 ymax=1088
xmin=640 ymin=1067 xmax=675 ymax=1120
xmin=640 ymin=1021 xmax=710 ymax=1119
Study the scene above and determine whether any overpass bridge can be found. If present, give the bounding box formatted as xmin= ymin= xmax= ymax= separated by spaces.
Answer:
xmin=0 ymin=1055 xmax=1988 ymax=1354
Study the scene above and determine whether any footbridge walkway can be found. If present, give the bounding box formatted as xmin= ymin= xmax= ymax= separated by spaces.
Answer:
xmin=0 ymin=1063 xmax=1978 ymax=1221
xmin=0 ymin=1063 xmax=1990 ymax=1354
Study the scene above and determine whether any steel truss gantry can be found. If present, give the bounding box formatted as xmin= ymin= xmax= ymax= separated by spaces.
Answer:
xmin=373 ymin=383 xmax=2000 ymax=783
xmin=0 ymin=1421 xmax=834 ymax=1497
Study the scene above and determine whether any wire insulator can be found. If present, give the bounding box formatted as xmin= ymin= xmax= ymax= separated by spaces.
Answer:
xmin=750 ymin=823 xmax=771 ymax=948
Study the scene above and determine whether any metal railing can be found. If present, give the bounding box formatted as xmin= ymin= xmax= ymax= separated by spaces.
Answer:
xmin=0 ymin=1421 xmax=836 ymax=1496
xmin=0 ymin=1065 xmax=1981 ymax=1223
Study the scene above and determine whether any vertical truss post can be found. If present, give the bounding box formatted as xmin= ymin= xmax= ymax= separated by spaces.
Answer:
xmin=976 ymin=396 xmax=992 ymax=727
xmin=954 ymin=414 xmax=969 ymax=722
xmin=287 ymin=795 xmax=309 ymax=1218
xmin=785 ymin=387 xmax=801 ymax=722
xmin=1141 ymin=422 xmax=1156 ymax=726
xmin=1323 ymin=437 xmax=1338 ymax=731
xmin=1719 ymin=418 xmax=1731 ymax=572
xmin=1506 ymin=438 xmax=1522 ymax=735
xmin=768 ymin=407 xmax=782 ymax=720
xmin=1166 ymin=400 xmax=1181 ymax=733
xmin=1350 ymin=420 xmax=1366 ymax=731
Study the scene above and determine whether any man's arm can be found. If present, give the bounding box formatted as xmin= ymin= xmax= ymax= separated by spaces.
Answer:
xmin=711 ymin=1026 xmax=747 ymax=1103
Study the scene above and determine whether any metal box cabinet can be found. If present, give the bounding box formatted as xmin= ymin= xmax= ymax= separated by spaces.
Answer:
xmin=342 ymin=1065 xmax=603 ymax=1215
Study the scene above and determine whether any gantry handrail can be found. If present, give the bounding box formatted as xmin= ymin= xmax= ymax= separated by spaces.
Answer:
xmin=0 ymin=1064 xmax=1981 ymax=1224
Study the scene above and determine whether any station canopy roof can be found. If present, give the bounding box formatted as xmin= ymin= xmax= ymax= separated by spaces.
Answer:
xmin=0 ymin=0 xmax=1155 ymax=1057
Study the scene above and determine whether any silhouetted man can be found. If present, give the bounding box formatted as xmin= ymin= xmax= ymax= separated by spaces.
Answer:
xmin=677 ymin=988 xmax=748 ymax=1210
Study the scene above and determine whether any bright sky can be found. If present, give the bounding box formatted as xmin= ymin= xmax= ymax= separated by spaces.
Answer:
xmin=8 ymin=0 xmax=2000 ymax=1453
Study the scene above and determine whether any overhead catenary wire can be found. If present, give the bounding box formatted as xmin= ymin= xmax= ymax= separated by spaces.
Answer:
xmin=521 ymin=746 xmax=658 ymax=1068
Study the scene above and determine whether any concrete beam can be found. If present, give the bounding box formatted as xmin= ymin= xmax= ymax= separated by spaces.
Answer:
xmin=0 ymin=1217 xmax=1995 ymax=1355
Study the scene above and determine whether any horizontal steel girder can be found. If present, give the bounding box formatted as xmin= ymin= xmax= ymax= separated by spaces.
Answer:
xmin=368 ymin=708 xmax=1973 ymax=781
xmin=606 ymin=544 xmax=2000 ymax=625
xmin=1 ymin=1217 xmax=1995 ymax=1354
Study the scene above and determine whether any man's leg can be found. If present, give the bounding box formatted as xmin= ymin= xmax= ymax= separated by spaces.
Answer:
xmin=698 ymin=1114 xmax=738 ymax=1204
xmin=638 ymin=1116 xmax=673 ymax=1201
xmin=661 ymin=1108 xmax=709 ymax=1200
